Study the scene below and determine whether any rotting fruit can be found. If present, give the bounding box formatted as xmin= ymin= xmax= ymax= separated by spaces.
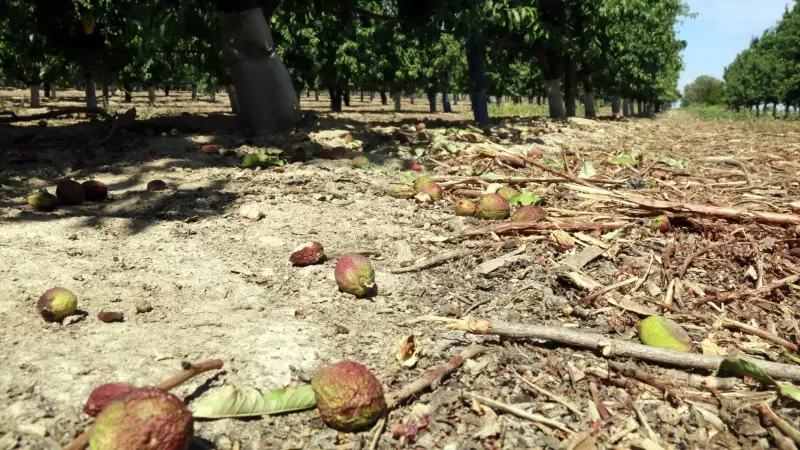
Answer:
xmin=82 ymin=181 xmax=109 ymax=202
xmin=455 ymin=199 xmax=476 ymax=216
xmin=496 ymin=187 xmax=520 ymax=201
xmin=311 ymin=361 xmax=387 ymax=432
xmin=511 ymin=205 xmax=546 ymax=223
xmin=650 ymin=215 xmax=671 ymax=233
xmin=37 ymin=287 xmax=78 ymax=322
xmin=146 ymin=180 xmax=167 ymax=191
xmin=412 ymin=176 xmax=434 ymax=192
xmin=56 ymin=179 xmax=86 ymax=205
xmin=89 ymin=387 xmax=193 ymax=450
xmin=290 ymin=242 xmax=325 ymax=266
xmin=352 ymin=156 xmax=369 ymax=168
xmin=419 ymin=183 xmax=443 ymax=200
xmin=83 ymin=383 xmax=138 ymax=417
xmin=389 ymin=185 xmax=416 ymax=199
xmin=637 ymin=316 xmax=693 ymax=352
xmin=334 ymin=253 xmax=375 ymax=297
xmin=475 ymin=194 xmax=511 ymax=220
xmin=27 ymin=190 xmax=58 ymax=212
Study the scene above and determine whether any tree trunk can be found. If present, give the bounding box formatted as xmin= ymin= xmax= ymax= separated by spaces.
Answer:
xmin=564 ymin=60 xmax=577 ymax=117
xmin=343 ymin=91 xmax=350 ymax=107
xmin=756 ymin=104 xmax=761 ymax=117
xmin=545 ymin=78 xmax=565 ymax=119
xmin=329 ymin=88 xmax=342 ymax=112
xmin=165 ymin=85 xmax=170 ymax=97
xmin=466 ymin=29 xmax=490 ymax=125
xmin=191 ymin=86 xmax=197 ymax=101
xmin=148 ymin=86 xmax=156 ymax=105
xmin=360 ymin=91 xmax=364 ymax=103
xmin=773 ymin=103 xmax=777 ymax=118
xmin=582 ymin=74 xmax=596 ymax=119
xmin=380 ymin=91 xmax=387 ymax=105
xmin=85 ymin=79 xmax=97 ymax=109
xmin=370 ymin=92 xmax=374 ymax=101
xmin=427 ymin=89 xmax=437 ymax=113
xmin=51 ymin=86 xmax=57 ymax=99
xmin=637 ymin=101 xmax=642 ymax=115
xmin=227 ymin=84 xmax=240 ymax=114
xmin=102 ymin=72 xmax=109 ymax=102
xmin=44 ymin=82 xmax=51 ymax=98
xmin=306 ymin=90 xmax=310 ymax=97
xmin=111 ymin=83 xmax=117 ymax=97
xmin=315 ymin=90 xmax=319 ymax=101
xmin=124 ymin=83 xmax=132 ymax=103
xmin=218 ymin=8 xmax=299 ymax=132
xmin=622 ymin=98 xmax=630 ymax=116
xmin=648 ymin=103 xmax=655 ymax=115
xmin=442 ymin=91 xmax=451 ymax=113
xmin=655 ymin=102 xmax=662 ymax=113
xmin=393 ymin=92 xmax=402 ymax=112
xmin=537 ymin=95 xmax=543 ymax=105
xmin=611 ymin=95 xmax=620 ymax=117
xmin=29 ymin=84 xmax=41 ymax=108
xmin=454 ymin=93 xmax=459 ymax=105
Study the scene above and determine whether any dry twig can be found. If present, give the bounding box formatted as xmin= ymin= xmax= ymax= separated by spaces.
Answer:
xmin=466 ymin=393 xmax=574 ymax=433
xmin=390 ymin=249 xmax=475 ymax=274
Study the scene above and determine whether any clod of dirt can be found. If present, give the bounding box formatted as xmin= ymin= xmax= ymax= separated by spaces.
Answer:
xmin=475 ymin=194 xmax=511 ymax=220
xmin=637 ymin=316 xmax=693 ymax=352
xmin=98 ymin=311 xmax=124 ymax=323
xmin=334 ymin=253 xmax=375 ymax=297
xmin=83 ymin=383 xmax=138 ymax=417
xmin=496 ymin=187 xmax=520 ymax=201
xmin=200 ymin=144 xmax=219 ymax=154
xmin=455 ymin=199 xmax=476 ymax=216
xmin=409 ymin=162 xmax=424 ymax=172
xmin=650 ymin=215 xmax=672 ymax=233
xmin=412 ymin=176 xmax=434 ymax=192
xmin=351 ymin=156 xmax=369 ymax=168
xmin=311 ymin=361 xmax=386 ymax=432
xmin=37 ymin=287 xmax=78 ymax=322
xmin=82 ymin=180 xmax=109 ymax=202
xmin=135 ymin=300 xmax=153 ymax=314
xmin=389 ymin=185 xmax=416 ymax=199
xmin=27 ymin=190 xmax=59 ymax=212
xmin=56 ymin=179 xmax=86 ymax=205
xmin=419 ymin=183 xmax=443 ymax=200
xmin=89 ymin=387 xmax=193 ymax=450
xmin=146 ymin=180 xmax=168 ymax=191
xmin=290 ymin=242 xmax=326 ymax=266
xmin=511 ymin=205 xmax=546 ymax=222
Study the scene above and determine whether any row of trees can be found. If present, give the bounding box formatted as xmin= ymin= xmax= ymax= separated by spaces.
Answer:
xmin=723 ymin=2 xmax=800 ymax=116
xmin=0 ymin=0 xmax=690 ymax=126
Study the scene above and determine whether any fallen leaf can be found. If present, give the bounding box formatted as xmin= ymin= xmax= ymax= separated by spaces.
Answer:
xmin=191 ymin=385 xmax=316 ymax=419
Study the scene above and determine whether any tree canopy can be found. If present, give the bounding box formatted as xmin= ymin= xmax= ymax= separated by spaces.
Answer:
xmin=681 ymin=75 xmax=725 ymax=107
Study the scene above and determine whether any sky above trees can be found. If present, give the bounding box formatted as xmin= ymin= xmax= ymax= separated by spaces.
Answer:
xmin=676 ymin=0 xmax=795 ymax=92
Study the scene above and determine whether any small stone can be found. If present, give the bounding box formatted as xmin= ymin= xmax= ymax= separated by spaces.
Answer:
xmin=135 ymin=300 xmax=152 ymax=314
xmin=238 ymin=203 xmax=264 ymax=220
xmin=98 ymin=311 xmax=124 ymax=323
xmin=64 ymin=315 xmax=86 ymax=325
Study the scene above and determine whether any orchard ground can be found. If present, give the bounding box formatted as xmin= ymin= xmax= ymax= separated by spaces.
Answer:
xmin=2 ymin=89 xmax=800 ymax=449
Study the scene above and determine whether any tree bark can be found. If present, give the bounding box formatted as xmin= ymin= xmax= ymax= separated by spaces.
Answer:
xmin=101 ymin=72 xmax=109 ymax=102
xmin=314 ymin=90 xmax=319 ymax=101
xmin=442 ymin=91 xmax=451 ymax=113
xmin=637 ymin=101 xmax=642 ymax=115
xmin=29 ymin=84 xmax=41 ymax=108
xmin=51 ymin=86 xmax=57 ymax=99
xmin=756 ymin=104 xmax=761 ymax=117
xmin=393 ymin=91 xmax=402 ymax=112
xmin=343 ymin=90 xmax=350 ymax=107
xmin=164 ymin=85 xmax=170 ymax=97
xmin=380 ymin=91 xmax=387 ymax=105
xmin=773 ymin=103 xmax=777 ymax=118
xmin=360 ymin=91 xmax=364 ymax=103
xmin=409 ymin=93 xmax=414 ymax=104
xmin=582 ymin=73 xmax=595 ymax=119
xmin=466 ymin=29 xmax=490 ymax=125
xmin=545 ymin=78 xmax=565 ymax=119
xmin=124 ymin=83 xmax=132 ymax=103
xmin=43 ymin=82 xmax=51 ymax=98
xmin=329 ymin=88 xmax=342 ymax=112
xmin=611 ymin=95 xmax=620 ymax=117
xmin=427 ymin=89 xmax=437 ymax=113
xmin=564 ymin=60 xmax=577 ymax=117
xmin=148 ymin=86 xmax=156 ymax=105
xmin=191 ymin=86 xmax=197 ymax=102
xmin=227 ymin=84 xmax=240 ymax=114
xmin=85 ymin=79 xmax=97 ymax=109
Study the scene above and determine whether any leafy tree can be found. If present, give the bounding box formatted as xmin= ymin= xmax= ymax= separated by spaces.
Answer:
xmin=681 ymin=75 xmax=724 ymax=107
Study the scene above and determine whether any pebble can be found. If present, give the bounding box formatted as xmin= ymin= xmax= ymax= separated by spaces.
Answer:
xmin=238 ymin=203 xmax=264 ymax=220
xmin=135 ymin=300 xmax=153 ymax=314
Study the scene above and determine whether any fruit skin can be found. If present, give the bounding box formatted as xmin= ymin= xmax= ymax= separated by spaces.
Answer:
xmin=496 ymin=187 xmax=520 ymax=200
xmin=412 ymin=176 xmax=434 ymax=192
xmin=455 ymin=199 xmax=476 ymax=216
xmin=83 ymin=383 xmax=138 ymax=417
xmin=389 ymin=185 xmax=416 ymax=199
xmin=89 ymin=387 xmax=193 ymax=450
xmin=650 ymin=215 xmax=671 ymax=233
xmin=334 ymin=253 xmax=375 ymax=297
xmin=290 ymin=242 xmax=325 ymax=266
xmin=82 ymin=181 xmax=109 ymax=201
xmin=419 ymin=183 xmax=443 ymax=200
xmin=146 ymin=180 xmax=167 ymax=191
xmin=37 ymin=287 xmax=78 ymax=322
xmin=415 ymin=122 xmax=426 ymax=132
xmin=27 ymin=191 xmax=58 ymax=212
xmin=637 ymin=316 xmax=693 ymax=352
xmin=511 ymin=205 xmax=546 ymax=222
xmin=475 ymin=194 xmax=511 ymax=220
xmin=352 ymin=156 xmax=369 ymax=168
xmin=56 ymin=179 xmax=86 ymax=205
xmin=409 ymin=162 xmax=424 ymax=172
xmin=311 ymin=361 xmax=386 ymax=432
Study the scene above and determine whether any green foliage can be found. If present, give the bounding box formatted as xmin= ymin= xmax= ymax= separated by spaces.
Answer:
xmin=681 ymin=75 xmax=724 ymax=107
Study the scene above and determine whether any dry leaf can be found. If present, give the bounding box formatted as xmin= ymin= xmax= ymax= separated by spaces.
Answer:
xmin=394 ymin=334 xmax=421 ymax=367
xmin=701 ymin=336 xmax=728 ymax=356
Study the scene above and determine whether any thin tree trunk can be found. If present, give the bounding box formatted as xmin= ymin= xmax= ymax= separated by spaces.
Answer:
xmin=623 ymin=98 xmax=630 ymax=117
xmin=380 ymin=91 xmax=387 ymax=105
xmin=564 ymin=60 xmax=577 ymax=117
xmin=227 ymin=84 xmax=240 ymax=114
xmin=44 ymin=82 xmax=51 ymax=98
xmin=427 ymin=90 xmax=437 ymax=112
xmin=582 ymin=74 xmax=596 ymax=119
xmin=191 ymin=86 xmax=197 ymax=101
xmin=611 ymin=95 xmax=620 ymax=117
xmin=314 ymin=90 xmax=319 ymax=101
xmin=329 ymin=88 xmax=342 ymax=112
xmin=148 ymin=86 xmax=156 ymax=105
xmin=124 ymin=83 xmax=132 ymax=103
xmin=773 ymin=103 xmax=777 ymax=118
xmin=442 ymin=91 xmax=451 ymax=113
xmin=29 ymin=84 xmax=41 ymax=108
xmin=546 ymin=78 xmax=565 ymax=119
xmin=360 ymin=91 xmax=364 ymax=103
xmin=164 ymin=85 xmax=170 ymax=97
xmin=637 ymin=101 xmax=642 ymax=115
xmin=466 ymin=29 xmax=490 ymax=125
xmin=85 ymin=79 xmax=97 ymax=109
xmin=393 ymin=92 xmax=402 ymax=112
xmin=756 ymin=104 xmax=761 ymax=117
xmin=343 ymin=91 xmax=350 ymax=107
xmin=51 ymin=86 xmax=57 ymax=99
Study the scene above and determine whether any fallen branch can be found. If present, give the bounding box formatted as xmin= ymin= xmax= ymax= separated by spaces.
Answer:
xmin=462 ymin=221 xmax=630 ymax=237
xmin=567 ymin=183 xmax=800 ymax=226
xmin=475 ymin=149 xmax=597 ymax=187
xmin=704 ymin=274 xmax=800 ymax=304
xmin=466 ymin=393 xmax=574 ymax=433
xmin=0 ymin=106 xmax=112 ymax=123
xmin=64 ymin=359 xmax=224 ymax=450
xmin=386 ymin=344 xmax=488 ymax=408
xmin=438 ymin=176 xmax=626 ymax=187
xmin=758 ymin=404 xmax=800 ymax=445
xmin=390 ymin=249 xmax=475 ymax=274
xmin=697 ymin=157 xmax=753 ymax=185
xmin=420 ymin=317 xmax=800 ymax=382
xmin=722 ymin=319 xmax=799 ymax=354
xmin=569 ymin=277 xmax=639 ymax=309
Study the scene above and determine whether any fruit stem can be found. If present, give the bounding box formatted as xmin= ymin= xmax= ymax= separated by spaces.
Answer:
xmin=63 ymin=359 xmax=224 ymax=450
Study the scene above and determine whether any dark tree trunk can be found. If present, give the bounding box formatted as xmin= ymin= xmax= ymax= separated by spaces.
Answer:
xmin=773 ymin=103 xmax=777 ymax=118
xmin=164 ymin=85 xmax=170 ymax=97
xmin=306 ymin=90 xmax=310 ymax=97
xmin=380 ymin=91 xmax=387 ymax=105
xmin=124 ymin=83 xmax=132 ymax=103
xmin=756 ymin=104 xmax=761 ymax=117
xmin=343 ymin=91 xmax=350 ymax=107
xmin=564 ymin=59 xmax=577 ymax=117
xmin=329 ymin=88 xmax=342 ymax=112
xmin=360 ymin=91 xmax=364 ymax=102
xmin=581 ymin=72 xmax=595 ymax=119
xmin=466 ymin=29 xmax=489 ymax=125
xmin=427 ymin=89 xmax=437 ymax=113
xmin=44 ymin=82 xmax=51 ymax=98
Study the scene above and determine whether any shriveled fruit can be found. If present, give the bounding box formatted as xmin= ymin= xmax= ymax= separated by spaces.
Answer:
xmin=146 ymin=180 xmax=167 ymax=191
xmin=415 ymin=122 xmax=426 ymax=132
xmin=637 ymin=316 xmax=693 ymax=352
xmin=419 ymin=183 xmax=443 ymax=200
xmin=89 ymin=387 xmax=193 ymax=450
xmin=311 ymin=361 xmax=386 ymax=432
xmin=389 ymin=185 xmax=416 ymax=199
xmin=37 ymin=287 xmax=78 ymax=322
xmin=409 ymin=162 xmax=424 ymax=172
xmin=83 ymin=383 xmax=138 ymax=417
xmin=56 ymin=179 xmax=86 ymax=205
xmin=511 ymin=205 xmax=546 ymax=222
xmin=496 ymin=187 xmax=520 ymax=200
xmin=650 ymin=215 xmax=671 ymax=233
xmin=455 ymin=199 xmax=476 ymax=216
xmin=82 ymin=180 xmax=108 ymax=202
xmin=334 ymin=253 xmax=375 ymax=297
xmin=200 ymin=144 xmax=219 ymax=154
xmin=412 ymin=176 xmax=434 ymax=192
xmin=475 ymin=194 xmax=510 ymax=220
xmin=27 ymin=190 xmax=58 ymax=212
xmin=352 ymin=156 xmax=369 ymax=168
xmin=290 ymin=242 xmax=325 ymax=266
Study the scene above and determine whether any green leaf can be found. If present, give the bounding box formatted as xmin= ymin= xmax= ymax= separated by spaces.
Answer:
xmin=191 ymin=385 xmax=316 ymax=419
xmin=542 ymin=159 xmax=565 ymax=169
xmin=611 ymin=155 xmax=637 ymax=164
xmin=778 ymin=383 xmax=800 ymax=404
xmin=402 ymin=173 xmax=416 ymax=185
xmin=414 ymin=147 xmax=426 ymax=157
xmin=508 ymin=188 xmax=541 ymax=207
xmin=578 ymin=161 xmax=597 ymax=179
xmin=657 ymin=156 xmax=688 ymax=170
xmin=715 ymin=357 xmax=776 ymax=386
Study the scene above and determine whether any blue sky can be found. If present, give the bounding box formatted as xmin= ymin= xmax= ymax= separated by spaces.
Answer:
xmin=676 ymin=0 xmax=796 ymax=92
